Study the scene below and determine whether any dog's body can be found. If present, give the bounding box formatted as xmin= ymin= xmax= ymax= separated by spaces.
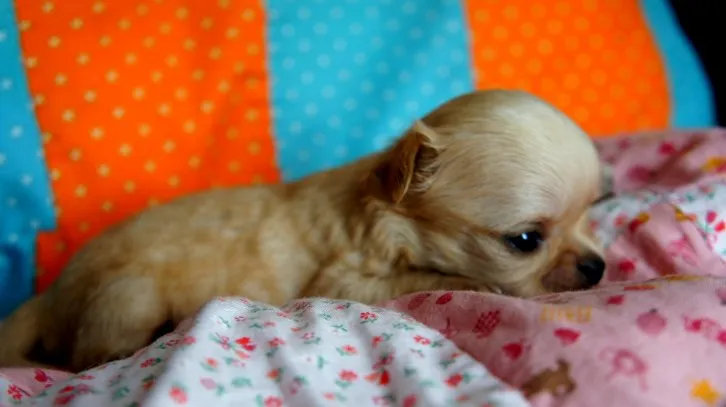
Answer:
xmin=0 ymin=90 xmax=606 ymax=372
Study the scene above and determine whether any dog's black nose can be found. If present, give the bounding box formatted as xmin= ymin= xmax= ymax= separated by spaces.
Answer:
xmin=576 ymin=256 xmax=606 ymax=286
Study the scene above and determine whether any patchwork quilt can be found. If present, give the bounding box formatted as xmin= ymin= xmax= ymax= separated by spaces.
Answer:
xmin=0 ymin=0 xmax=716 ymax=316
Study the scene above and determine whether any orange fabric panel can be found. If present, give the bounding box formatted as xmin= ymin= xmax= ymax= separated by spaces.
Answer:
xmin=465 ymin=0 xmax=670 ymax=137
xmin=16 ymin=1 xmax=279 ymax=291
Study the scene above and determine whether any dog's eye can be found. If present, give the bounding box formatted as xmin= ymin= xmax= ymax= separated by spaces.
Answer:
xmin=503 ymin=230 xmax=543 ymax=254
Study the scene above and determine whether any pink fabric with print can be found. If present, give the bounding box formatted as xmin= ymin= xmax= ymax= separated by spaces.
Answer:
xmin=383 ymin=129 xmax=726 ymax=406
xmin=384 ymin=277 xmax=726 ymax=407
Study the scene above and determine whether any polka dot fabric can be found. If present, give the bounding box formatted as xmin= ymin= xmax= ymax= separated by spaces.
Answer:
xmin=0 ymin=0 xmax=55 ymax=316
xmin=465 ymin=0 xmax=672 ymax=136
xmin=15 ymin=0 xmax=278 ymax=291
xmin=266 ymin=0 xmax=474 ymax=180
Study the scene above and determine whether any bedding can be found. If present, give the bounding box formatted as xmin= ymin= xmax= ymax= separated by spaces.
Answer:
xmin=2 ymin=130 xmax=726 ymax=405
xmin=0 ymin=0 xmax=716 ymax=316
xmin=2 ymin=280 xmax=726 ymax=407
xmin=0 ymin=297 xmax=530 ymax=407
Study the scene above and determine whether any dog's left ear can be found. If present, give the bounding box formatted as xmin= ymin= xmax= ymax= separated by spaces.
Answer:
xmin=375 ymin=120 xmax=442 ymax=204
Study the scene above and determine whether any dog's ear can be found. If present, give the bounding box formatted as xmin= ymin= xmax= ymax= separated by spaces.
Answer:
xmin=376 ymin=120 xmax=442 ymax=204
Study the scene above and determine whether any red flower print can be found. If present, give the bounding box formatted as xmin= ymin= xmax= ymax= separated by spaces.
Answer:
xmin=267 ymin=368 xmax=282 ymax=380
xmin=707 ymin=210 xmax=718 ymax=224
xmin=473 ymin=309 xmax=501 ymax=338
xmin=268 ymin=337 xmax=286 ymax=348
xmin=606 ymin=295 xmax=625 ymax=305
xmin=182 ymin=335 xmax=196 ymax=345
xmin=142 ymin=376 xmax=156 ymax=390
xmin=169 ymin=386 xmax=188 ymax=404
xmin=141 ymin=358 xmax=156 ymax=368
xmin=403 ymin=394 xmax=418 ymax=407
xmin=372 ymin=335 xmax=383 ymax=347
xmin=413 ymin=335 xmax=431 ymax=345
xmin=77 ymin=374 xmax=95 ymax=380
xmin=339 ymin=370 xmax=358 ymax=382
xmin=445 ymin=373 xmax=463 ymax=388
xmin=378 ymin=369 xmax=391 ymax=386
xmin=323 ymin=392 xmax=336 ymax=400
xmin=658 ymin=141 xmax=676 ymax=155
xmin=360 ymin=311 xmax=378 ymax=321
xmin=618 ymin=259 xmax=636 ymax=275
xmin=501 ymin=342 xmax=524 ymax=360
xmin=301 ymin=332 xmax=315 ymax=340
xmin=716 ymin=330 xmax=726 ymax=346
xmin=435 ymin=292 xmax=454 ymax=305
xmin=341 ymin=345 xmax=357 ymax=355
xmin=236 ymin=336 xmax=257 ymax=351
xmin=683 ymin=316 xmax=721 ymax=335
xmin=59 ymin=385 xmax=75 ymax=394
xmin=704 ymin=210 xmax=726 ymax=233
xmin=553 ymin=328 xmax=581 ymax=345
xmin=205 ymin=358 xmax=219 ymax=368
xmin=34 ymin=369 xmax=49 ymax=383
xmin=264 ymin=396 xmax=283 ymax=407
xmin=7 ymin=384 xmax=24 ymax=401
xmin=263 ymin=321 xmax=276 ymax=327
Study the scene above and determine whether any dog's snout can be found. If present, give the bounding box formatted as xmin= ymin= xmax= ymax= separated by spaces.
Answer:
xmin=576 ymin=256 xmax=606 ymax=286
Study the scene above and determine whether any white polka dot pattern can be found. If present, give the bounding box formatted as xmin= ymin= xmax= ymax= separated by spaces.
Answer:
xmin=0 ymin=0 xmax=56 ymax=318
xmin=266 ymin=0 xmax=474 ymax=180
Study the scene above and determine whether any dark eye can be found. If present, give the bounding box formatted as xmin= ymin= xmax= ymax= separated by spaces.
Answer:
xmin=503 ymin=230 xmax=544 ymax=254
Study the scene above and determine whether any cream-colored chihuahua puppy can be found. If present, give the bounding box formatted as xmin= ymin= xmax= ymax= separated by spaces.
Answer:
xmin=0 ymin=90 xmax=605 ymax=371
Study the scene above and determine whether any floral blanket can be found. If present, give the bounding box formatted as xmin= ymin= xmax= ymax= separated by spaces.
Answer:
xmin=0 ymin=298 xmax=528 ymax=406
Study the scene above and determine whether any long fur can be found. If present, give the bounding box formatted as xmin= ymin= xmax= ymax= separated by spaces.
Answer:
xmin=0 ymin=90 xmax=604 ymax=371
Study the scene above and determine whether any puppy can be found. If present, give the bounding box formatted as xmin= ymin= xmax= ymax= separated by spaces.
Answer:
xmin=0 ymin=90 xmax=605 ymax=372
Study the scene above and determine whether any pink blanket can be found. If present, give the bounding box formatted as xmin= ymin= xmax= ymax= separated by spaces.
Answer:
xmin=3 ymin=129 xmax=726 ymax=406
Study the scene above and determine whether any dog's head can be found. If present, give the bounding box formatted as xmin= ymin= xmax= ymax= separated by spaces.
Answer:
xmin=372 ymin=90 xmax=605 ymax=297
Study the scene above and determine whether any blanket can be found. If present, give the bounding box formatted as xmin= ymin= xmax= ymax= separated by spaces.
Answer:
xmin=0 ymin=298 xmax=529 ymax=406
xmin=2 ymin=277 xmax=726 ymax=407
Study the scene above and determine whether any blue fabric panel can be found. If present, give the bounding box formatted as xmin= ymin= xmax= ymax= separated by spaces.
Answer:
xmin=0 ymin=0 xmax=56 ymax=317
xmin=640 ymin=0 xmax=716 ymax=128
xmin=265 ymin=0 xmax=475 ymax=180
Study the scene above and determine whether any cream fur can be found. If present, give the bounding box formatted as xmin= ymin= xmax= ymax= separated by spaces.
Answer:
xmin=0 ymin=90 xmax=604 ymax=372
